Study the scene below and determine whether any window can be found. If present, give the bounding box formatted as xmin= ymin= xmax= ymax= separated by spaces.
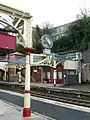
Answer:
xmin=47 ymin=72 xmax=50 ymax=79
xmin=43 ymin=72 xmax=47 ymax=79
xmin=58 ymin=72 xmax=62 ymax=79
xmin=43 ymin=72 xmax=51 ymax=79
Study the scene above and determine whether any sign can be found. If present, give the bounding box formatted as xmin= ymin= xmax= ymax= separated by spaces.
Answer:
xmin=43 ymin=49 xmax=51 ymax=54
xmin=67 ymin=70 xmax=76 ymax=75
xmin=64 ymin=52 xmax=82 ymax=60
xmin=34 ymin=70 xmax=37 ymax=72
xmin=52 ymin=53 xmax=65 ymax=60
xmin=0 ymin=33 xmax=16 ymax=50
xmin=52 ymin=52 xmax=82 ymax=61
xmin=41 ymin=34 xmax=53 ymax=49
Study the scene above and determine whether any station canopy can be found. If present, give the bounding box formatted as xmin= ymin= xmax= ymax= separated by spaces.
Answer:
xmin=8 ymin=52 xmax=78 ymax=67
xmin=9 ymin=55 xmax=45 ymax=65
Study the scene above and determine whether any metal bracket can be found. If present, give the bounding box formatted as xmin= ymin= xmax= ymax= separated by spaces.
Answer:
xmin=0 ymin=3 xmax=32 ymax=47
xmin=0 ymin=4 xmax=31 ymax=19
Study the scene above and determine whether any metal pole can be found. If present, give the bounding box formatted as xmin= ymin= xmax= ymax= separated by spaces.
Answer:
xmin=23 ymin=17 xmax=33 ymax=118
xmin=78 ymin=53 xmax=81 ymax=84
xmin=23 ymin=18 xmax=31 ymax=117
xmin=18 ymin=67 xmax=21 ymax=83
xmin=4 ymin=54 xmax=8 ymax=81
xmin=23 ymin=18 xmax=34 ymax=118
xmin=53 ymin=60 xmax=57 ymax=87
xmin=23 ymin=52 xmax=31 ymax=117
xmin=4 ymin=67 xmax=7 ymax=81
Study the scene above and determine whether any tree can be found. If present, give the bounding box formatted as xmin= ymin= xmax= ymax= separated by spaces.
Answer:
xmin=67 ymin=11 xmax=90 ymax=51
xmin=34 ymin=23 xmax=53 ymax=53
xmin=52 ymin=35 xmax=73 ymax=53
xmin=0 ymin=49 xmax=13 ymax=56
xmin=52 ymin=9 xmax=90 ymax=53
xmin=16 ymin=44 xmax=25 ymax=54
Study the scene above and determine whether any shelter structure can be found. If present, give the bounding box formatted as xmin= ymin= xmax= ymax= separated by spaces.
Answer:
xmin=6 ymin=53 xmax=79 ymax=85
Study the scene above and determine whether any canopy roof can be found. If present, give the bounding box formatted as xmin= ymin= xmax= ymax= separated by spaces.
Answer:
xmin=9 ymin=55 xmax=44 ymax=65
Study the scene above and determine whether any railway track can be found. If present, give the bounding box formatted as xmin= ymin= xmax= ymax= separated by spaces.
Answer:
xmin=0 ymin=82 xmax=90 ymax=107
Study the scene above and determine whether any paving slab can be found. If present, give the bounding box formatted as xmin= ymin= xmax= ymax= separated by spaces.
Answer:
xmin=0 ymin=100 xmax=51 ymax=120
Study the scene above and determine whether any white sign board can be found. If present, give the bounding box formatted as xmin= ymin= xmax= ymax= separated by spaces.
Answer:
xmin=43 ymin=49 xmax=51 ymax=54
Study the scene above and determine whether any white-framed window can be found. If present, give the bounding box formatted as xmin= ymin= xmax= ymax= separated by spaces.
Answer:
xmin=43 ymin=72 xmax=51 ymax=79
xmin=43 ymin=72 xmax=47 ymax=79
xmin=47 ymin=72 xmax=50 ymax=79
xmin=58 ymin=72 xmax=62 ymax=79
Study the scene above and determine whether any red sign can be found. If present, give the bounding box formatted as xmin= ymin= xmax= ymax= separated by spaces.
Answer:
xmin=0 ymin=33 xmax=16 ymax=50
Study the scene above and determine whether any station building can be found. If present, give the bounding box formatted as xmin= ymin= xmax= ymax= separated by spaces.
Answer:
xmin=6 ymin=52 xmax=79 ymax=85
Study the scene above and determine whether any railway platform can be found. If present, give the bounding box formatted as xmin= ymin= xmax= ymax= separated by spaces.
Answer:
xmin=0 ymin=99 xmax=51 ymax=120
xmin=0 ymin=81 xmax=90 ymax=107
xmin=31 ymin=83 xmax=90 ymax=92
xmin=0 ymin=81 xmax=90 ymax=92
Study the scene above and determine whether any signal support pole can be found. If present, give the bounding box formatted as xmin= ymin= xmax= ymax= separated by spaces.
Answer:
xmin=23 ymin=18 xmax=34 ymax=118
xmin=23 ymin=48 xmax=35 ymax=118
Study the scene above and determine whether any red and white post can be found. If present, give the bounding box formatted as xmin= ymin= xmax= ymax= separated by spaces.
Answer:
xmin=23 ymin=17 xmax=34 ymax=118
xmin=53 ymin=60 xmax=57 ymax=87
xmin=23 ymin=48 xmax=35 ymax=118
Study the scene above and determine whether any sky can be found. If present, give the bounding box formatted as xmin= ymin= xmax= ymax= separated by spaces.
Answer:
xmin=0 ymin=0 xmax=90 ymax=27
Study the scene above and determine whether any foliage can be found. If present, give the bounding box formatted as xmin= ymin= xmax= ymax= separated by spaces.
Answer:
xmin=0 ymin=49 xmax=13 ymax=56
xmin=52 ymin=9 xmax=90 ymax=53
xmin=34 ymin=23 xmax=53 ymax=53
xmin=15 ymin=44 xmax=25 ymax=54
xmin=35 ymin=43 xmax=43 ymax=54
xmin=0 ymin=44 xmax=25 ymax=56
xmin=52 ymin=36 xmax=72 ymax=52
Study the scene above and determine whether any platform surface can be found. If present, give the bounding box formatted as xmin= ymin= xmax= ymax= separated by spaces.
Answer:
xmin=0 ymin=99 xmax=51 ymax=120
xmin=0 ymin=81 xmax=90 ymax=92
